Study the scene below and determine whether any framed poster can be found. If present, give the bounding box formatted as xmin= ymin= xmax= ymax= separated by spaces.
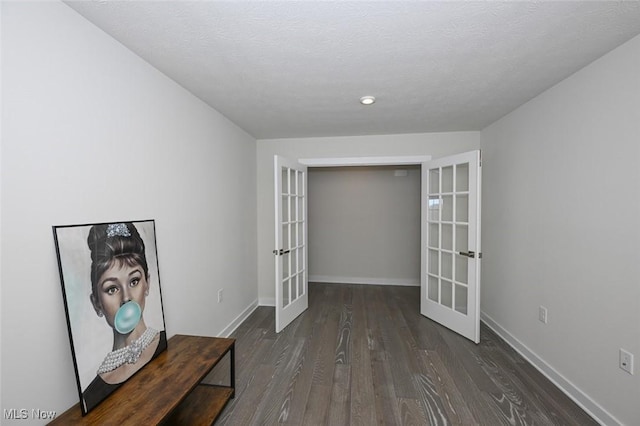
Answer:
xmin=53 ymin=220 xmax=167 ymax=415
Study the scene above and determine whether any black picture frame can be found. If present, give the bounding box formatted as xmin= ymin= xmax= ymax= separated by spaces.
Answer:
xmin=53 ymin=219 xmax=167 ymax=415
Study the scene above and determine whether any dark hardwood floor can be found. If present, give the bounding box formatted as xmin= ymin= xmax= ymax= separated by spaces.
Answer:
xmin=205 ymin=283 xmax=597 ymax=425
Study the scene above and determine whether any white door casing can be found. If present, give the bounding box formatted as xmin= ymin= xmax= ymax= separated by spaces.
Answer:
xmin=274 ymin=155 xmax=309 ymax=333
xmin=421 ymin=150 xmax=482 ymax=343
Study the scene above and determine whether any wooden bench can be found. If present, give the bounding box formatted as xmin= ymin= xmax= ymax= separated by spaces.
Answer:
xmin=50 ymin=335 xmax=235 ymax=425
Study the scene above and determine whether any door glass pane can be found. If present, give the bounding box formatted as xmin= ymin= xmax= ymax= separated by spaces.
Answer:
xmin=291 ymin=222 xmax=298 ymax=249
xmin=442 ymin=166 xmax=453 ymax=193
xmin=283 ymin=252 xmax=290 ymax=279
xmin=441 ymin=224 xmax=452 ymax=250
xmin=292 ymin=274 xmax=299 ymax=299
xmin=455 ymin=284 xmax=468 ymax=314
xmin=429 ymin=169 xmax=440 ymax=193
xmin=441 ymin=280 xmax=453 ymax=308
xmin=298 ymin=172 xmax=305 ymax=196
xmin=298 ymin=197 xmax=304 ymax=222
xmin=428 ymin=196 xmax=440 ymax=221
xmin=456 ymin=225 xmax=468 ymax=252
xmin=299 ymin=247 xmax=305 ymax=274
xmin=293 ymin=171 xmax=300 ymax=196
xmin=442 ymin=195 xmax=453 ymax=222
xmin=455 ymin=255 xmax=468 ymax=284
xmin=291 ymin=196 xmax=297 ymax=222
xmin=428 ymin=275 xmax=439 ymax=302
xmin=283 ymin=224 xmax=291 ymax=250
xmin=281 ymin=196 xmax=288 ymax=223
xmin=441 ymin=252 xmax=452 ymax=279
xmin=456 ymin=163 xmax=469 ymax=192
xmin=282 ymin=168 xmax=289 ymax=194
xmin=298 ymin=273 xmax=304 ymax=298
xmin=428 ymin=223 xmax=439 ymax=248
xmin=299 ymin=172 xmax=304 ymax=196
xmin=282 ymin=278 xmax=290 ymax=307
xmin=456 ymin=194 xmax=469 ymax=223
xmin=428 ymin=249 xmax=439 ymax=275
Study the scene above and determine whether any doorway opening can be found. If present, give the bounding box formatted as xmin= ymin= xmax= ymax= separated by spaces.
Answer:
xmin=307 ymin=164 xmax=422 ymax=288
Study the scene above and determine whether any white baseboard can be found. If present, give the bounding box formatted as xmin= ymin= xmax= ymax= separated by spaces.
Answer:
xmin=309 ymin=275 xmax=419 ymax=287
xmin=480 ymin=312 xmax=619 ymax=426
xmin=258 ymin=297 xmax=275 ymax=307
xmin=218 ymin=299 xmax=259 ymax=337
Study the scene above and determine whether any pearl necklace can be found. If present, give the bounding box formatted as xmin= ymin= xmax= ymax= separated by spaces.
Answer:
xmin=97 ymin=328 xmax=158 ymax=375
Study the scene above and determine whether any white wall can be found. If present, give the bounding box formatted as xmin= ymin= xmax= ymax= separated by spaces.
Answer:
xmin=308 ymin=166 xmax=421 ymax=286
xmin=1 ymin=2 xmax=257 ymax=422
xmin=257 ymin=132 xmax=480 ymax=304
xmin=481 ymin=34 xmax=640 ymax=425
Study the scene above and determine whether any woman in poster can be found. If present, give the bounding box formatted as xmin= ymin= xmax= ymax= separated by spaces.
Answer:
xmin=82 ymin=222 xmax=167 ymax=412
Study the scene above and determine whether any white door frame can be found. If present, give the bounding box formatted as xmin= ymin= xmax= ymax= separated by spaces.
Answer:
xmin=299 ymin=155 xmax=431 ymax=167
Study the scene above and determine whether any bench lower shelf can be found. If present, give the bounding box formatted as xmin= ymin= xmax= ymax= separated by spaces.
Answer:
xmin=162 ymin=385 xmax=234 ymax=425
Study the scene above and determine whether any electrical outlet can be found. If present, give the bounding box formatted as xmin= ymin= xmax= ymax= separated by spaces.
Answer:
xmin=538 ymin=306 xmax=548 ymax=324
xmin=620 ymin=349 xmax=634 ymax=375
xmin=217 ymin=289 xmax=223 ymax=303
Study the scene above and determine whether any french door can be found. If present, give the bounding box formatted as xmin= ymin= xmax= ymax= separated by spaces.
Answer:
xmin=421 ymin=150 xmax=482 ymax=343
xmin=273 ymin=155 xmax=309 ymax=332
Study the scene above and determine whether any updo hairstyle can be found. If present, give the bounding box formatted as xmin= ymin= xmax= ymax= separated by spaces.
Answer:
xmin=87 ymin=223 xmax=149 ymax=297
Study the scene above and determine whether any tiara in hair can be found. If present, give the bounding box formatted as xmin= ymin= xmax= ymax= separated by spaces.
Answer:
xmin=106 ymin=223 xmax=131 ymax=238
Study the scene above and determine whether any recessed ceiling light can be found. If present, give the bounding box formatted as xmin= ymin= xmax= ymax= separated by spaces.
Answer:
xmin=360 ymin=96 xmax=376 ymax=105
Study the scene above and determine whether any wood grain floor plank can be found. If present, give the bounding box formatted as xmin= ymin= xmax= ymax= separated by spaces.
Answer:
xmin=439 ymin=325 xmax=504 ymax=394
xmin=250 ymin=338 xmax=306 ymax=425
xmin=413 ymin=371 xmax=452 ymax=425
xmin=371 ymin=355 xmax=404 ymax=425
xmin=398 ymin=287 xmax=448 ymax=352
xmin=431 ymin=334 xmax=511 ymax=425
xmin=417 ymin=349 xmax=478 ymax=425
xmin=372 ymin=285 xmax=422 ymax=403
xmin=385 ymin=304 xmax=432 ymax=400
xmin=282 ymin=309 xmax=331 ymax=425
xmin=328 ymin=364 xmax=352 ymax=425
xmin=334 ymin=302 xmax=353 ymax=365
xmin=301 ymin=299 xmax=341 ymax=425
xmin=398 ymin=397 xmax=429 ymax=426
xmin=349 ymin=286 xmax=378 ymax=426
xmin=277 ymin=339 xmax=311 ymax=424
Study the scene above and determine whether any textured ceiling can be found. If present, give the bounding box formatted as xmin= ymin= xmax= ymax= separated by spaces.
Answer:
xmin=65 ymin=1 xmax=640 ymax=139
